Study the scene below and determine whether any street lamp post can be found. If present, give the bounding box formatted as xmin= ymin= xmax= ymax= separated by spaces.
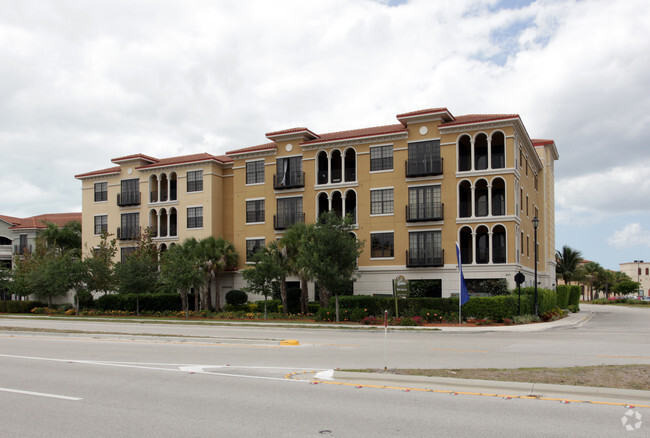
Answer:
xmin=533 ymin=216 xmax=539 ymax=316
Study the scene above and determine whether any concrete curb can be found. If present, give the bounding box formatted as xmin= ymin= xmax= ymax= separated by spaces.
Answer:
xmin=330 ymin=371 xmax=650 ymax=406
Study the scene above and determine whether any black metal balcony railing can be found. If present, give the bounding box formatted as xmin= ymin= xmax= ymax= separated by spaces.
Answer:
xmin=405 ymin=157 xmax=443 ymax=177
xmin=117 ymin=192 xmax=141 ymax=207
xmin=273 ymin=213 xmax=305 ymax=230
xmin=406 ymin=203 xmax=444 ymax=222
xmin=14 ymin=245 xmax=32 ymax=255
xmin=406 ymin=249 xmax=444 ymax=267
xmin=273 ymin=172 xmax=305 ymax=190
xmin=117 ymin=227 xmax=141 ymax=241
xmin=150 ymin=192 xmax=158 ymax=203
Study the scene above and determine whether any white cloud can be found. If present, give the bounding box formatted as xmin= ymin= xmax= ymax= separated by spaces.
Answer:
xmin=608 ymin=223 xmax=650 ymax=248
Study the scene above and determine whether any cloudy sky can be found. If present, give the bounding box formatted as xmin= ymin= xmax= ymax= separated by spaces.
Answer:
xmin=1 ymin=0 xmax=648 ymax=270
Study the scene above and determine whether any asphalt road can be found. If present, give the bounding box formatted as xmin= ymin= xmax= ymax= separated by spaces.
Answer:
xmin=0 ymin=304 xmax=648 ymax=437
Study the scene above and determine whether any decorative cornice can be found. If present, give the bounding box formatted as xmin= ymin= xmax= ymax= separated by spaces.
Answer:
xmin=300 ymin=132 xmax=408 ymax=151
xmin=438 ymin=118 xmax=518 ymax=135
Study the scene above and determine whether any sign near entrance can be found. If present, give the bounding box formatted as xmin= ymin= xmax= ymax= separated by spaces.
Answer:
xmin=394 ymin=275 xmax=408 ymax=298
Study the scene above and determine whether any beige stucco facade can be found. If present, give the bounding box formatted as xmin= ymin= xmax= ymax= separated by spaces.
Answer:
xmin=77 ymin=107 xmax=559 ymax=304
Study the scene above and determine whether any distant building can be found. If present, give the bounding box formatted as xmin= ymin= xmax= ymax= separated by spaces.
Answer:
xmin=76 ymin=107 xmax=559 ymax=306
xmin=619 ymin=261 xmax=650 ymax=296
xmin=0 ymin=213 xmax=82 ymax=269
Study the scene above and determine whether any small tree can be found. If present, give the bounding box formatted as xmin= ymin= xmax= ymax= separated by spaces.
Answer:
xmin=281 ymin=222 xmax=315 ymax=314
xmin=84 ymin=231 xmax=117 ymax=297
xmin=309 ymin=212 xmax=364 ymax=321
xmin=160 ymin=240 xmax=203 ymax=318
xmin=613 ymin=280 xmax=641 ymax=296
xmin=114 ymin=229 xmax=159 ymax=315
xmin=196 ymin=236 xmax=239 ymax=311
xmin=242 ymin=244 xmax=286 ymax=319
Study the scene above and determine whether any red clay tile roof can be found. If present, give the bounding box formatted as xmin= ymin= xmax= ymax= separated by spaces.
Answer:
xmin=8 ymin=213 xmax=82 ymax=230
xmin=440 ymin=114 xmax=519 ymax=127
xmin=532 ymin=139 xmax=555 ymax=146
xmin=111 ymin=153 xmax=158 ymax=164
xmin=137 ymin=153 xmax=232 ymax=169
xmin=226 ymin=142 xmax=277 ymax=156
xmin=74 ymin=166 xmax=121 ymax=179
xmin=396 ymin=108 xmax=454 ymax=124
xmin=265 ymin=127 xmax=319 ymax=140
xmin=302 ymin=124 xmax=407 ymax=145
xmin=0 ymin=215 xmax=21 ymax=226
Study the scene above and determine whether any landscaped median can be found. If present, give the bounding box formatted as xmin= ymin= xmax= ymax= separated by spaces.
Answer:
xmin=2 ymin=285 xmax=581 ymax=327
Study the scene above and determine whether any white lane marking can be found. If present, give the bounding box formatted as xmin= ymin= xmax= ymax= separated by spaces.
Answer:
xmin=314 ymin=369 xmax=334 ymax=380
xmin=0 ymin=354 xmax=323 ymax=383
xmin=0 ymin=387 xmax=82 ymax=401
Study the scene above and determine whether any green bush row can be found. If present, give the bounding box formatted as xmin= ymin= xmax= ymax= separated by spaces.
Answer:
xmin=0 ymin=300 xmax=47 ymax=313
xmin=95 ymin=293 xmax=193 ymax=312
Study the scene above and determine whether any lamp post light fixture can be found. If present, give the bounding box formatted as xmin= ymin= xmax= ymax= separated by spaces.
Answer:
xmin=532 ymin=216 xmax=539 ymax=316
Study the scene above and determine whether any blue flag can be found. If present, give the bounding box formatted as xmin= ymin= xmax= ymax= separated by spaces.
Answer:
xmin=455 ymin=243 xmax=469 ymax=306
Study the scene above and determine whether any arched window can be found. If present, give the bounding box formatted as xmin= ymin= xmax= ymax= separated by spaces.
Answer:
xmin=476 ymin=226 xmax=489 ymax=264
xmin=475 ymin=179 xmax=488 ymax=217
xmin=475 ymin=134 xmax=488 ymax=170
xmin=331 ymin=191 xmax=343 ymax=217
xmin=159 ymin=208 xmax=168 ymax=237
xmin=345 ymin=189 xmax=357 ymax=224
xmin=491 ymin=131 xmax=505 ymax=169
xmin=160 ymin=173 xmax=168 ymax=202
xmin=149 ymin=175 xmax=159 ymax=203
xmin=317 ymin=151 xmax=328 ymax=185
xmin=169 ymin=208 xmax=178 ymax=237
xmin=492 ymin=178 xmax=506 ymax=216
xmin=459 ymin=181 xmax=472 ymax=218
xmin=169 ymin=172 xmax=178 ymax=201
xmin=149 ymin=209 xmax=158 ymax=237
xmin=492 ymin=225 xmax=506 ymax=263
xmin=458 ymin=135 xmax=471 ymax=171
xmin=317 ymin=192 xmax=329 ymax=219
xmin=460 ymin=226 xmax=473 ymax=265
xmin=344 ymin=149 xmax=356 ymax=182
xmin=331 ymin=150 xmax=342 ymax=183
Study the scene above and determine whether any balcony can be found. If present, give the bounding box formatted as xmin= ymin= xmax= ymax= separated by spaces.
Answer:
xmin=273 ymin=172 xmax=305 ymax=190
xmin=117 ymin=227 xmax=141 ymax=241
xmin=0 ymin=245 xmax=11 ymax=257
xmin=273 ymin=213 xmax=305 ymax=230
xmin=117 ymin=192 xmax=141 ymax=207
xmin=493 ymin=247 xmax=506 ymax=264
xmin=406 ymin=249 xmax=444 ymax=267
xmin=406 ymin=203 xmax=444 ymax=222
xmin=405 ymin=157 xmax=443 ymax=178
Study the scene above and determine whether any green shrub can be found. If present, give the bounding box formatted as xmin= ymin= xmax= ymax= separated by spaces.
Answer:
xmin=567 ymin=304 xmax=579 ymax=313
xmin=96 ymin=293 xmax=183 ymax=312
xmin=556 ymin=285 xmax=570 ymax=309
xmin=224 ymin=304 xmax=251 ymax=312
xmin=225 ymin=290 xmax=248 ymax=306
xmin=255 ymin=299 xmax=280 ymax=313
xmin=513 ymin=314 xmax=541 ymax=324
xmin=0 ymin=300 xmax=46 ymax=313
xmin=315 ymin=307 xmax=335 ymax=322
xmin=568 ymin=285 xmax=580 ymax=310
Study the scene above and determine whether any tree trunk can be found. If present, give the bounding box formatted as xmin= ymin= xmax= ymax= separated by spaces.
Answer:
xmin=335 ymin=294 xmax=339 ymax=322
xmin=136 ymin=294 xmax=140 ymax=316
xmin=181 ymin=289 xmax=188 ymax=318
xmin=318 ymin=285 xmax=329 ymax=308
xmin=300 ymin=276 xmax=308 ymax=314
xmin=201 ymin=283 xmax=208 ymax=311
xmin=280 ymin=278 xmax=288 ymax=315
xmin=194 ymin=289 xmax=199 ymax=311
xmin=206 ymin=275 xmax=213 ymax=311
xmin=214 ymin=274 xmax=221 ymax=312
xmin=48 ymin=296 xmax=53 ymax=308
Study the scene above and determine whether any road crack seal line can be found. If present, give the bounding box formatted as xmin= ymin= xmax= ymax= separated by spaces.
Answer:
xmin=286 ymin=370 xmax=650 ymax=408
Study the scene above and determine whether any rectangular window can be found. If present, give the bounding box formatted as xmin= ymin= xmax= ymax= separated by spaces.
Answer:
xmin=534 ymin=206 xmax=538 ymax=220
xmin=275 ymin=197 xmax=303 ymax=229
xmin=246 ymin=238 xmax=265 ymax=262
xmin=534 ymin=175 xmax=539 ymax=191
xmin=18 ymin=234 xmax=28 ymax=254
xmin=246 ymin=200 xmax=265 ymax=223
xmin=119 ymin=179 xmax=140 ymax=206
xmin=521 ymin=232 xmax=524 ymax=255
xmin=408 ymin=231 xmax=443 ymax=266
xmin=246 ymin=160 xmax=265 ymax=184
xmin=370 ymin=189 xmax=394 ymax=215
xmin=520 ymin=188 xmax=524 ymax=212
xmin=526 ymin=195 xmax=529 ymax=216
xmin=371 ymin=233 xmax=394 ymax=258
xmin=370 ymin=145 xmax=393 ymax=171
xmin=407 ymin=185 xmax=442 ymax=221
xmin=120 ymin=213 xmax=139 ymax=240
xmin=121 ymin=247 xmax=136 ymax=262
xmin=187 ymin=207 xmax=203 ymax=229
xmin=187 ymin=170 xmax=203 ymax=192
xmin=94 ymin=215 xmax=108 ymax=235
xmin=407 ymin=140 xmax=441 ymax=177
xmin=94 ymin=182 xmax=107 ymax=202
xmin=275 ymin=157 xmax=303 ymax=188
xmin=527 ymin=236 xmax=530 ymax=257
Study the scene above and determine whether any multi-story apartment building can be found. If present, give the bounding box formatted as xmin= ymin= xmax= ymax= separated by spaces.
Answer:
xmin=619 ymin=261 xmax=649 ymax=296
xmin=76 ymin=107 xmax=558 ymax=305
xmin=0 ymin=213 xmax=82 ymax=269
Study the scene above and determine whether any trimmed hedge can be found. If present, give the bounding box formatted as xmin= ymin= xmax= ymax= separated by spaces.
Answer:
xmin=95 ymin=293 xmax=193 ymax=312
xmin=556 ymin=285 xmax=570 ymax=309
xmin=0 ymin=300 xmax=47 ymax=313
xmin=568 ymin=285 xmax=580 ymax=310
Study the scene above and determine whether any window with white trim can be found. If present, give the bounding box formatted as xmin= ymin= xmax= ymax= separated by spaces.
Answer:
xmin=187 ymin=207 xmax=203 ymax=229
xmin=370 ymin=188 xmax=394 ymax=215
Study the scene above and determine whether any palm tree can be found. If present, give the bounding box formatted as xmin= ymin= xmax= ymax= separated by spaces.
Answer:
xmin=196 ymin=236 xmax=238 ymax=311
xmin=266 ymin=241 xmax=291 ymax=315
xmin=577 ymin=261 xmax=602 ymax=301
xmin=555 ymin=245 xmax=583 ymax=284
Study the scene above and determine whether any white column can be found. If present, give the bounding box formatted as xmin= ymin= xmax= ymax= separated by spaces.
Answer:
xmin=470 ymin=139 xmax=476 ymax=171
xmin=470 ymin=183 xmax=476 ymax=217
xmin=471 ymin=231 xmax=477 ymax=264
xmin=487 ymin=137 xmax=492 ymax=169
xmin=487 ymin=183 xmax=493 ymax=217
